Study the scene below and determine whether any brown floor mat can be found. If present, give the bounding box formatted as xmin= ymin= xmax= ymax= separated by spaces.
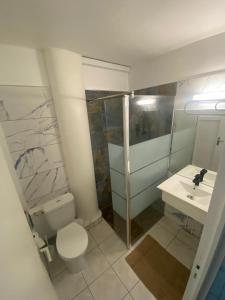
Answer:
xmin=126 ymin=235 xmax=190 ymax=300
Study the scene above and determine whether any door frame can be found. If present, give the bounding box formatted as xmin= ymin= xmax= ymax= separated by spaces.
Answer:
xmin=192 ymin=115 xmax=223 ymax=170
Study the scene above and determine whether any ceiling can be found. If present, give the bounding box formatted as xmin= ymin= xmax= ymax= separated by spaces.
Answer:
xmin=1 ymin=0 xmax=225 ymax=65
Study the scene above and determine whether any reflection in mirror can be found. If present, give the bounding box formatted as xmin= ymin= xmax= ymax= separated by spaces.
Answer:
xmin=166 ymin=72 xmax=225 ymax=238
xmin=169 ymin=73 xmax=225 ymax=180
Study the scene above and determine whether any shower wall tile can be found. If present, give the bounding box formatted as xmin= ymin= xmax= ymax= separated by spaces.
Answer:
xmin=86 ymin=91 xmax=123 ymax=206
xmin=0 ymin=86 xmax=69 ymax=208
xmin=129 ymin=95 xmax=175 ymax=145
xmin=0 ymin=86 xmax=55 ymax=121
xmin=21 ymin=166 xmax=68 ymax=206
xmin=12 ymin=143 xmax=64 ymax=179
xmin=1 ymin=118 xmax=60 ymax=152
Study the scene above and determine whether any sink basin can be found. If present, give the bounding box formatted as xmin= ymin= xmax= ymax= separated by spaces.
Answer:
xmin=158 ymin=174 xmax=213 ymax=224
xmin=180 ymin=182 xmax=211 ymax=200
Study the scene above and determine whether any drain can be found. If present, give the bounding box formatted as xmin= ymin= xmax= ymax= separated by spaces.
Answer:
xmin=187 ymin=194 xmax=194 ymax=200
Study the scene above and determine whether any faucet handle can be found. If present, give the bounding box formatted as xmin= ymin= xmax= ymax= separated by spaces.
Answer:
xmin=200 ymin=168 xmax=208 ymax=177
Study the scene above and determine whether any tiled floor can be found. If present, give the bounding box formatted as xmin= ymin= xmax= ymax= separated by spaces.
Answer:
xmin=51 ymin=217 xmax=200 ymax=300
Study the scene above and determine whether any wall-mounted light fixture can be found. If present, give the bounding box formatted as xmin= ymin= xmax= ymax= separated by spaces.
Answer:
xmin=193 ymin=91 xmax=225 ymax=101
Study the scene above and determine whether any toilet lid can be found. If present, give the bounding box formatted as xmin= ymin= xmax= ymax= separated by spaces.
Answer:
xmin=56 ymin=222 xmax=88 ymax=260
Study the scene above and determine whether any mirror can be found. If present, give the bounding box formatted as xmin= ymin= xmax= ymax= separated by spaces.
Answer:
xmin=169 ymin=73 xmax=225 ymax=188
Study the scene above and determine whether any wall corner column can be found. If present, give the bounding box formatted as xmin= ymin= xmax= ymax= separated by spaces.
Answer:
xmin=44 ymin=48 xmax=101 ymax=225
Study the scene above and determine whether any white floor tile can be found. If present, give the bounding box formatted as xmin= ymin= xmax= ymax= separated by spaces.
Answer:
xmin=89 ymin=268 xmax=127 ymax=300
xmin=82 ymin=247 xmax=110 ymax=284
xmin=89 ymin=219 xmax=114 ymax=244
xmin=167 ymin=238 xmax=196 ymax=269
xmin=130 ymin=281 xmax=156 ymax=300
xmin=99 ymin=233 xmax=127 ymax=264
xmin=176 ymin=229 xmax=200 ymax=250
xmin=87 ymin=232 xmax=97 ymax=253
xmin=48 ymin=247 xmax=66 ymax=278
xmin=158 ymin=216 xmax=181 ymax=235
xmin=53 ymin=270 xmax=87 ymax=300
xmin=74 ymin=288 xmax=94 ymax=300
xmin=148 ymin=224 xmax=175 ymax=248
xmin=113 ymin=257 xmax=139 ymax=291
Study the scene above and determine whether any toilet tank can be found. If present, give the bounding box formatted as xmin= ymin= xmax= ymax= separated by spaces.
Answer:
xmin=43 ymin=193 xmax=75 ymax=231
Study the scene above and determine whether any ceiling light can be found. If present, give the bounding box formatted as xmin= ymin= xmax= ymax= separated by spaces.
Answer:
xmin=136 ymin=99 xmax=156 ymax=106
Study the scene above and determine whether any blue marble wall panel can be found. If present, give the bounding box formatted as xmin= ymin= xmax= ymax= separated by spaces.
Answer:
xmin=0 ymin=86 xmax=69 ymax=208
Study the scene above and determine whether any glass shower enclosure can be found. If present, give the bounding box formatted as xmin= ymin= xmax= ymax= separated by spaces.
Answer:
xmin=102 ymin=93 xmax=175 ymax=247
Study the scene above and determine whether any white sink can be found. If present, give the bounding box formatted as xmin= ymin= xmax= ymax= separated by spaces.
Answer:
xmin=158 ymin=174 xmax=213 ymax=224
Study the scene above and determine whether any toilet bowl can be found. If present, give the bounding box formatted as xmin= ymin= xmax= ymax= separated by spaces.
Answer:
xmin=56 ymin=221 xmax=88 ymax=273
xmin=42 ymin=193 xmax=88 ymax=273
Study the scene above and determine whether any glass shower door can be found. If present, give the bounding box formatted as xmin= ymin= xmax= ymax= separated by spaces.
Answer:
xmin=128 ymin=95 xmax=175 ymax=244
xmin=103 ymin=95 xmax=129 ymax=244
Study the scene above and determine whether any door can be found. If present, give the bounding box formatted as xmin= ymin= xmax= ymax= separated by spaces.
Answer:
xmin=192 ymin=116 xmax=225 ymax=171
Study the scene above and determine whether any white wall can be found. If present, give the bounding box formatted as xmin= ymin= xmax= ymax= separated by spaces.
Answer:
xmin=130 ymin=32 xmax=225 ymax=90
xmin=0 ymin=44 xmax=48 ymax=86
xmin=82 ymin=57 xmax=130 ymax=91
xmin=0 ymin=44 xmax=69 ymax=209
xmin=0 ymin=125 xmax=57 ymax=300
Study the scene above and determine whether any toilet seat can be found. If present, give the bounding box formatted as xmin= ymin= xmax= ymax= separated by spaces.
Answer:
xmin=56 ymin=222 xmax=88 ymax=260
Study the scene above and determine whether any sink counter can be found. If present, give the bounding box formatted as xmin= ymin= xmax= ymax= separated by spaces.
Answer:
xmin=158 ymin=174 xmax=213 ymax=224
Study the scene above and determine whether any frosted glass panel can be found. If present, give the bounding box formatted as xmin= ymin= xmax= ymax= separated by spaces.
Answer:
xmin=108 ymin=143 xmax=124 ymax=173
xmin=130 ymin=157 xmax=168 ymax=197
xmin=110 ymin=168 xmax=125 ymax=198
xmin=112 ymin=192 xmax=126 ymax=220
xmin=130 ymin=134 xmax=171 ymax=172
xmin=131 ymin=180 xmax=162 ymax=219
xmin=171 ymin=128 xmax=196 ymax=153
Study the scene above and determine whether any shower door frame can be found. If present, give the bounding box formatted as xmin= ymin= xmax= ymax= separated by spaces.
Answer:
xmin=122 ymin=95 xmax=131 ymax=248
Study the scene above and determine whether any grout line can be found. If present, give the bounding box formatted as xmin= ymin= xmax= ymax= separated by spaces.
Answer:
xmin=89 ymin=228 xmax=115 ymax=246
xmin=70 ymin=278 xmax=89 ymax=300
xmin=85 ymin=264 xmax=112 ymax=287
xmin=79 ymin=273 xmax=96 ymax=300
xmin=129 ymin=280 xmax=140 ymax=294
xmin=111 ymin=266 xmax=130 ymax=294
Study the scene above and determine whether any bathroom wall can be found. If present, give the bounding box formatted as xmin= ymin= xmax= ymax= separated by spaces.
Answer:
xmin=0 ymin=123 xmax=57 ymax=300
xmin=0 ymin=86 xmax=68 ymax=209
xmin=0 ymin=44 xmax=69 ymax=209
xmin=130 ymin=32 xmax=225 ymax=90
xmin=82 ymin=57 xmax=130 ymax=91
xmin=0 ymin=45 xmax=129 ymax=211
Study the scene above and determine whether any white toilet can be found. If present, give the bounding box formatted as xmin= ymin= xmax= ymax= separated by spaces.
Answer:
xmin=42 ymin=193 xmax=88 ymax=273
